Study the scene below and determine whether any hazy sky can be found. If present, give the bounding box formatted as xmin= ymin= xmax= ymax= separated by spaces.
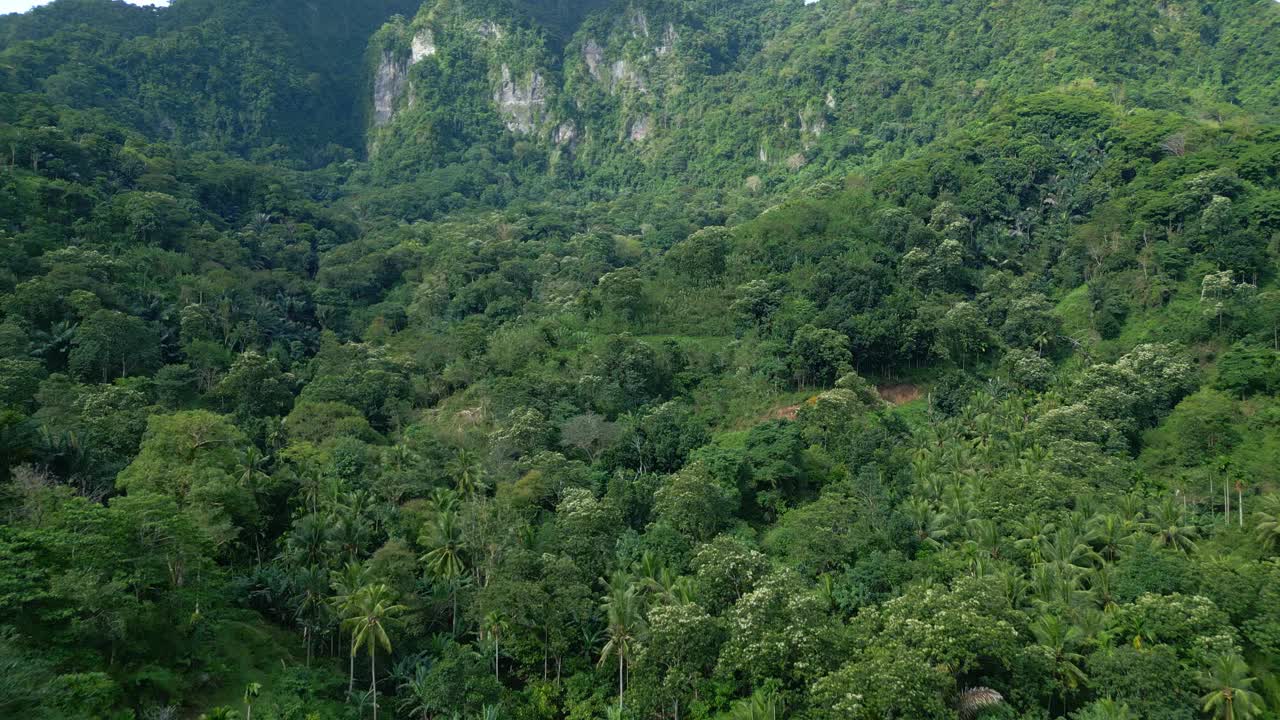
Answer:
xmin=1 ymin=0 xmax=168 ymax=14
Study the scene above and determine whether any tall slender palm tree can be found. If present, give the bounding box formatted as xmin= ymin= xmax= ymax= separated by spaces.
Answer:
xmin=599 ymin=582 xmax=646 ymax=712
xmin=1031 ymin=614 xmax=1087 ymax=716
xmin=448 ymin=448 xmax=488 ymax=498
xmin=293 ymin=564 xmax=328 ymax=666
xmin=483 ymin=611 xmax=509 ymax=681
xmin=341 ymin=584 xmax=407 ymax=720
xmin=1199 ymin=654 xmax=1265 ymax=720
xmin=420 ymin=511 xmax=467 ymax=634
xmin=330 ymin=562 xmax=369 ymax=694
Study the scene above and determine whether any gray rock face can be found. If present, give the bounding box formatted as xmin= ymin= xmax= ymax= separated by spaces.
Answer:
xmin=584 ymin=39 xmax=605 ymax=80
xmin=554 ymin=122 xmax=578 ymax=146
xmin=628 ymin=115 xmax=651 ymax=142
xmin=411 ymin=30 xmax=436 ymax=63
xmin=373 ymin=51 xmax=408 ymax=127
xmin=494 ymin=64 xmax=547 ymax=134
xmin=656 ymin=23 xmax=678 ymax=56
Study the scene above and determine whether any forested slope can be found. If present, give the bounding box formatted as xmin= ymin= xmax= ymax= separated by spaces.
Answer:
xmin=1 ymin=1 xmax=1280 ymax=720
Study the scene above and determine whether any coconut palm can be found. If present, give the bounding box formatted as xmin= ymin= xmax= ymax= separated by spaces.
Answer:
xmin=292 ymin=564 xmax=328 ymax=666
xmin=1199 ymin=654 xmax=1265 ymax=720
xmin=1031 ymin=614 xmax=1087 ymax=716
xmin=396 ymin=663 xmax=433 ymax=720
xmin=330 ymin=562 xmax=369 ymax=694
xmin=904 ymin=496 xmax=950 ymax=548
xmin=1087 ymin=513 xmax=1136 ymax=563
xmin=598 ymin=582 xmax=646 ymax=712
xmin=342 ymin=584 xmax=406 ymax=720
xmin=1013 ymin=514 xmax=1056 ymax=564
xmin=1147 ymin=498 xmax=1198 ymax=553
xmin=1253 ymin=497 xmax=1280 ymax=554
xmin=1040 ymin=527 xmax=1101 ymax=579
xmin=420 ymin=511 xmax=466 ymax=634
xmin=235 ymin=446 xmax=270 ymax=488
xmin=1073 ymin=698 xmax=1136 ymax=720
xmin=967 ymin=518 xmax=1004 ymax=559
xmin=726 ymin=688 xmax=783 ymax=720
xmin=448 ymin=448 xmax=487 ymax=498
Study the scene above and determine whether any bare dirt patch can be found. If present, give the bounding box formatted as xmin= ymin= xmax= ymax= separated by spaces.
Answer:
xmin=766 ymin=403 xmax=803 ymax=421
xmin=878 ymin=383 xmax=921 ymax=405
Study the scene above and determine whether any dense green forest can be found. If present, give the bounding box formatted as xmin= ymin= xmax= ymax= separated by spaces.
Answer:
xmin=2 ymin=0 xmax=1280 ymax=719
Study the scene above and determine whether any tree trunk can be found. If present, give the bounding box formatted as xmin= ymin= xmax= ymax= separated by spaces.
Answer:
xmin=1238 ymin=485 xmax=1243 ymax=527
xmin=349 ymin=643 xmax=355 ymax=695
xmin=618 ymin=653 xmax=625 ymax=711
xmin=371 ymin=650 xmax=378 ymax=720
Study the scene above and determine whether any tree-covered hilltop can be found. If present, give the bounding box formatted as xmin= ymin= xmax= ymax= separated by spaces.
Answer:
xmin=2 ymin=1 xmax=1280 ymax=719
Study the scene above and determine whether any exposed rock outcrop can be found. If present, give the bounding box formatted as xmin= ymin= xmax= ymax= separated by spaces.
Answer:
xmin=584 ymin=39 xmax=605 ymax=80
xmin=411 ymin=29 xmax=436 ymax=62
xmin=494 ymin=64 xmax=547 ymax=134
xmin=372 ymin=50 xmax=408 ymax=126
xmin=628 ymin=115 xmax=651 ymax=141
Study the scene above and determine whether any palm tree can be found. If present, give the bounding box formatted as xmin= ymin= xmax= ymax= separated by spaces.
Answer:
xmin=1087 ymin=513 xmax=1136 ymax=563
xmin=1013 ymin=514 xmax=1056 ymax=564
xmin=396 ymin=663 xmax=433 ymax=720
xmin=967 ymin=518 xmax=1003 ymax=559
xmin=1117 ymin=611 xmax=1156 ymax=650
xmin=1252 ymin=497 xmax=1280 ymax=554
xmin=1083 ymin=564 xmax=1118 ymax=613
xmin=1199 ymin=654 xmax=1265 ymax=720
xmin=341 ymin=584 xmax=407 ymax=720
xmin=1073 ymin=698 xmax=1136 ymax=720
xmin=954 ymin=687 xmax=1004 ymax=720
xmin=293 ymin=564 xmax=328 ymax=666
xmin=726 ymin=689 xmax=783 ymax=720
xmin=599 ymin=582 xmax=646 ymax=712
xmin=330 ymin=562 xmax=369 ymax=694
xmin=1147 ymin=498 xmax=1198 ymax=553
xmin=1031 ymin=614 xmax=1087 ymax=716
xmin=448 ymin=448 xmax=487 ymax=498
xmin=420 ymin=511 xmax=466 ymax=634
xmin=297 ymin=464 xmax=325 ymax=515
xmin=1040 ymin=527 xmax=1100 ymax=579
xmin=904 ymin=496 xmax=950 ymax=548
xmin=242 ymin=682 xmax=261 ymax=720
xmin=235 ymin=446 xmax=271 ymax=488
xmin=483 ymin=611 xmax=509 ymax=681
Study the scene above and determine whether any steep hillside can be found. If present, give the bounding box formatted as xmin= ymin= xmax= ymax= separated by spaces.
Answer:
xmin=0 ymin=0 xmax=420 ymax=162
xmin=2 ymin=2 xmax=1280 ymax=720
xmin=364 ymin=0 xmax=1280 ymax=209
